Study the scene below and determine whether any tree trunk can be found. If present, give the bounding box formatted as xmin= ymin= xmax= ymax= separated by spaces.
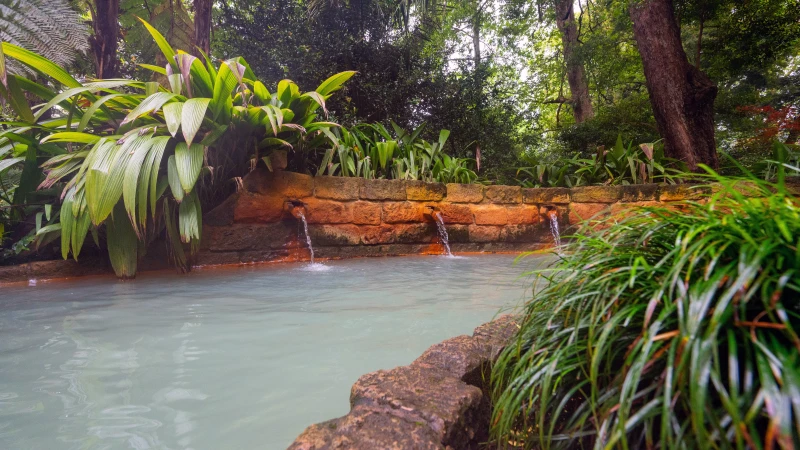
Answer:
xmin=630 ymin=0 xmax=719 ymax=170
xmin=90 ymin=0 xmax=120 ymax=79
xmin=555 ymin=0 xmax=593 ymax=123
xmin=193 ymin=0 xmax=212 ymax=56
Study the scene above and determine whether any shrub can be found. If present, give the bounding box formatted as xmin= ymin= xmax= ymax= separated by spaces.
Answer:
xmin=491 ymin=164 xmax=800 ymax=448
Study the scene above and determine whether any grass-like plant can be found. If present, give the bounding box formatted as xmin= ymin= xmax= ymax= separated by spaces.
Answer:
xmin=491 ymin=161 xmax=800 ymax=448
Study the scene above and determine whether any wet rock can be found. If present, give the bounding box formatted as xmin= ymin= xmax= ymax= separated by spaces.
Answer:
xmin=288 ymin=315 xmax=519 ymax=450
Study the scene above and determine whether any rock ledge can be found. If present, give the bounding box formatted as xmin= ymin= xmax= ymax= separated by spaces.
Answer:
xmin=288 ymin=315 xmax=518 ymax=450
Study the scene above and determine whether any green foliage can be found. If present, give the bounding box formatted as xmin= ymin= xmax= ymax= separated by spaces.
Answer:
xmin=317 ymin=121 xmax=479 ymax=184
xmin=491 ymin=164 xmax=800 ymax=448
xmin=0 ymin=0 xmax=89 ymax=75
xmin=0 ymin=20 xmax=353 ymax=276
xmin=516 ymin=135 xmax=679 ymax=187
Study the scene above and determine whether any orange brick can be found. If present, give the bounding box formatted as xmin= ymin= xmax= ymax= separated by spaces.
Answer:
xmin=472 ymin=204 xmax=508 ymax=225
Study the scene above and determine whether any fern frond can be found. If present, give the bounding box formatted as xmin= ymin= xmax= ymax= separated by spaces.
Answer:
xmin=0 ymin=0 xmax=89 ymax=75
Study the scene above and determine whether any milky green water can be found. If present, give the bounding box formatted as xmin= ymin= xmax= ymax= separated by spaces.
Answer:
xmin=0 ymin=254 xmax=548 ymax=450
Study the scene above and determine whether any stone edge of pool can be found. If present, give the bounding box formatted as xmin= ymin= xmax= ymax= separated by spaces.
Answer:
xmin=287 ymin=314 xmax=518 ymax=450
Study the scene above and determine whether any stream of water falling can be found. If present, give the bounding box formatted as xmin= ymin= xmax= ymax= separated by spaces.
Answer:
xmin=432 ymin=211 xmax=453 ymax=257
xmin=548 ymin=210 xmax=562 ymax=248
xmin=297 ymin=211 xmax=315 ymax=264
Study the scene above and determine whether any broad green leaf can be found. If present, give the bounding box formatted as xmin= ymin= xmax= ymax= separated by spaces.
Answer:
xmin=60 ymin=191 xmax=75 ymax=259
xmin=211 ymin=62 xmax=237 ymax=119
xmin=106 ymin=203 xmax=139 ymax=279
xmin=77 ymin=93 xmax=125 ymax=132
xmin=167 ymin=155 xmax=185 ymax=202
xmin=163 ymin=102 xmax=183 ymax=137
xmin=181 ymin=98 xmax=210 ymax=146
xmin=178 ymin=190 xmax=200 ymax=243
xmin=0 ymin=157 xmax=24 ymax=174
xmin=253 ymin=81 xmax=270 ymax=104
xmin=41 ymin=132 xmax=101 ymax=144
xmin=121 ymin=92 xmax=176 ymax=125
xmin=174 ymin=142 xmax=204 ymax=193
xmin=1 ymin=42 xmax=81 ymax=88
xmin=122 ymin=137 xmax=156 ymax=234
xmin=316 ymin=71 xmax=356 ymax=96
xmin=142 ymin=136 xmax=170 ymax=226
xmin=139 ymin=63 xmax=168 ymax=75
xmin=300 ymin=91 xmax=328 ymax=116
xmin=137 ymin=17 xmax=176 ymax=70
xmin=277 ymin=79 xmax=297 ymax=106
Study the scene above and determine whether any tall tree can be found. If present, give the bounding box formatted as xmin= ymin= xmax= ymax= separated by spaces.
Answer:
xmin=90 ymin=0 xmax=120 ymax=78
xmin=554 ymin=0 xmax=593 ymax=123
xmin=193 ymin=0 xmax=212 ymax=55
xmin=630 ymin=0 xmax=718 ymax=170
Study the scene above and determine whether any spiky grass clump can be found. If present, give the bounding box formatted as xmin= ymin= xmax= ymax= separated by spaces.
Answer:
xmin=491 ymin=171 xmax=800 ymax=449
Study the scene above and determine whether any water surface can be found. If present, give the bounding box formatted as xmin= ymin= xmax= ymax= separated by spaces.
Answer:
xmin=0 ymin=254 xmax=548 ymax=449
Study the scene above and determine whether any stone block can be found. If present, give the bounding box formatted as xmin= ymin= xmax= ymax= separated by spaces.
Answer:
xmin=620 ymin=184 xmax=660 ymax=202
xmin=472 ymin=205 xmax=508 ymax=225
xmin=406 ymin=180 xmax=446 ymax=201
xmin=437 ymin=203 xmax=474 ymax=225
xmin=352 ymin=201 xmax=381 ymax=225
xmin=659 ymin=184 xmax=710 ymax=201
xmin=609 ymin=201 xmax=661 ymax=220
xmin=568 ymin=202 xmax=610 ymax=225
xmin=500 ymin=224 xmax=548 ymax=243
xmin=570 ymin=185 xmax=623 ymax=203
xmin=360 ymin=179 xmax=406 ymax=200
xmin=468 ymin=225 xmax=502 ymax=242
xmin=289 ymin=405 xmax=443 ymax=450
xmin=303 ymin=198 xmax=353 ymax=224
xmin=522 ymin=187 xmax=570 ymax=204
xmin=446 ymin=183 xmax=484 ymax=203
xmin=232 ymin=192 xmax=286 ymax=223
xmin=350 ymin=364 xmax=488 ymax=449
xmin=443 ymin=224 xmax=470 ymax=243
xmin=202 ymin=223 xmax=295 ymax=252
xmin=243 ymin=168 xmax=313 ymax=198
xmin=314 ymin=176 xmax=362 ymax=200
xmin=392 ymin=223 xmax=436 ymax=244
xmin=506 ymin=205 xmax=540 ymax=225
xmin=307 ymin=224 xmax=361 ymax=246
xmin=382 ymin=202 xmax=426 ymax=223
xmin=484 ymin=185 xmax=522 ymax=203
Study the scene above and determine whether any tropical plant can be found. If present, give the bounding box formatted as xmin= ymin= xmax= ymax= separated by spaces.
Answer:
xmin=491 ymin=163 xmax=800 ymax=448
xmin=317 ymin=120 xmax=479 ymax=183
xmin=516 ymin=135 xmax=679 ymax=188
xmin=0 ymin=19 xmax=353 ymax=277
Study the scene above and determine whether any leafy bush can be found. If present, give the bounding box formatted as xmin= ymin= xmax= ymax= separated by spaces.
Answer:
xmin=317 ymin=121 xmax=480 ymax=184
xmin=0 ymin=20 xmax=353 ymax=277
xmin=491 ymin=161 xmax=800 ymax=448
xmin=516 ymin=135 xmax=679 ymax=187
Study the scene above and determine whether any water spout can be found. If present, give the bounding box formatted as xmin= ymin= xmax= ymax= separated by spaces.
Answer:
xmin=286 ymin=201 xmax=316 ymax=264
xmin=547 ymin=209 xmax=562 ymax=248
xmin=431 ymin=211 xmax=453 ymax=257
xmin=295 ymin=210 xmax=315 ymax=264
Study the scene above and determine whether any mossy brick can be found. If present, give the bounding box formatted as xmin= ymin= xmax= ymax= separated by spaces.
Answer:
xmin=406 ymin=180 xmax=446 ymax=201
xmin=314 ymin=176 xmax=362 ymax=200
xmin=446 ymin=183 xmax=484 ymax=203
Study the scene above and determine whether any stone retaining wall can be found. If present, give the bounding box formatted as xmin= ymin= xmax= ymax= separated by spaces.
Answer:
xmin=198 ymin=169 xmax=705 ymax=266
xmin=288 ymin=315 xmax=519 ymax=450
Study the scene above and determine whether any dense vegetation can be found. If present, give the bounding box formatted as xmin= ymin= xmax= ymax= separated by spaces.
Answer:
xmin=492 ymin=154 xmax=800 ymax=448
xmin=0 ymin=0 xmax=798 ymax=275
